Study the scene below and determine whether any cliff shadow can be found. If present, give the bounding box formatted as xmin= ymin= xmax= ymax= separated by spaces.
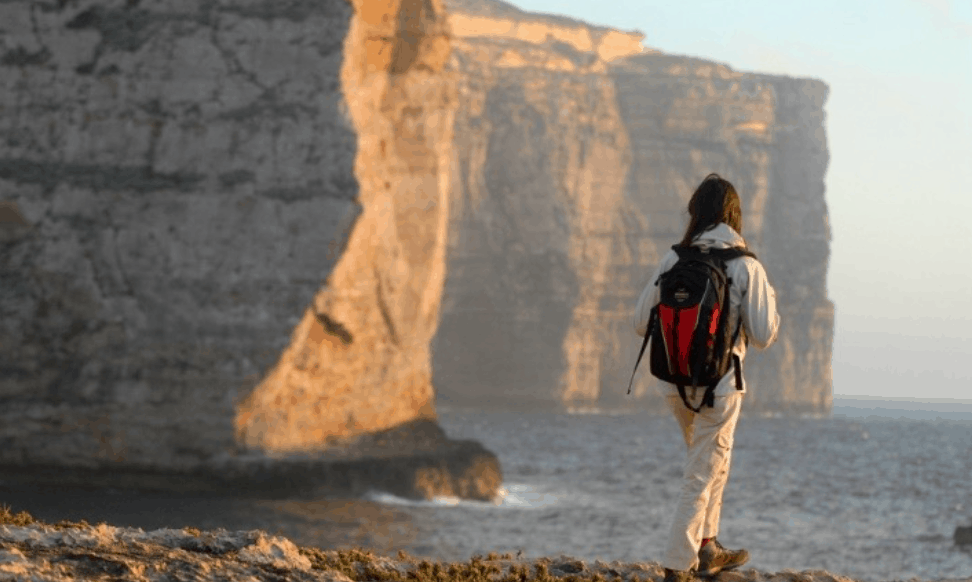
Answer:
xmin=434 ymin=80 xmax=579 ymax=409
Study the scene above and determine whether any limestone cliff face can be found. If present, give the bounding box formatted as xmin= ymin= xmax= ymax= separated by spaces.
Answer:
xmin=234 ymin=0 xmax=455 ymax=452
xmin=434 ymin=33 xmax=634 ymax=408
xmin=434 ymin=0 xmax=833 ymax=413
xmin=0 ymin=0 xmax=499 ymax=498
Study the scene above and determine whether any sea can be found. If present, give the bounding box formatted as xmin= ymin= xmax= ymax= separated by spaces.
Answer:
xmin=2 ymin=398 xmax=972 ymax=582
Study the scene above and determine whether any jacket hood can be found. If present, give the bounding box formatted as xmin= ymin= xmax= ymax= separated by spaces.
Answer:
xmin=692 ymin=223 xmax=746 ymax=250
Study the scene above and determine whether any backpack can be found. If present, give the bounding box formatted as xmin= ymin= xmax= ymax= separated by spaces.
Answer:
xmin=627 ymin=245 xmax=756 ymax=412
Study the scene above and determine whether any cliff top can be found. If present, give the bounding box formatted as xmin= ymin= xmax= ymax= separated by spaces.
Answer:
xmin=444 ymin=0 xmax=828 ymax=87
xmin=619 ymin=52 xmax=829 ymax=95
xmin=0 ymin=508 xmax=913 ymax=582
xmin=444 ymin=0 xmax=644 ymax=38
xmin=444 ymin=0 xmax=646 ymax=61
xmin=444 ymin=0 xmax=626 ymax=32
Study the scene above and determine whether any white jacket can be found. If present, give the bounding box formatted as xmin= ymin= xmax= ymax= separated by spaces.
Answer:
xmin=632 ymin=223 xmax=780 ymax=395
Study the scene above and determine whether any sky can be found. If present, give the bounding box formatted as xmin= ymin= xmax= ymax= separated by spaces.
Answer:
xmin=507 ymin=0 xmax=972 ymax=400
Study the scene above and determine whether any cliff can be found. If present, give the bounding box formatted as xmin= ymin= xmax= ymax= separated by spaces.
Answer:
xmin=433 ymin=0 xmax=833 ymax=414
xmin=0 ymin=0 xmax=499 ymax=500
xmin=0 ymin=0 xmax=833 ymax=495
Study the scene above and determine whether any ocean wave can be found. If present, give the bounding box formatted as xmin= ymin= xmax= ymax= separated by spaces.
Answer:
xmin=496 ymin=483 xmax=561 ymax=508
xmin=364 ymin=483 xmax=561 ymax=510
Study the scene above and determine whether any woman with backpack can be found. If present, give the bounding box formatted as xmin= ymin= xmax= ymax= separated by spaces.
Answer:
xmin=632 ymin=173 xmax=780 ymax=582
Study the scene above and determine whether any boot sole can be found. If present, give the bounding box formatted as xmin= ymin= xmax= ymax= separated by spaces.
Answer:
xmin=697 ymin=559 xmax=748 ymax=577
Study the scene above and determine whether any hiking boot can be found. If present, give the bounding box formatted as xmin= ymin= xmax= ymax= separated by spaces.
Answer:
xmin=663 ymin=568 xmax=696 ymax=582
xmin=697 ymin=538 xmax=749 ymax=576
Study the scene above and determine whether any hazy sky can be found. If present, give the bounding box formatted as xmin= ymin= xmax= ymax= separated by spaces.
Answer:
xmin=507 ymin=0 xmax=972 ymax=400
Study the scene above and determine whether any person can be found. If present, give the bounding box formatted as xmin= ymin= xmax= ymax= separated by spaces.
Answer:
xmin=632 ymin=173 xmax=780 ymax=582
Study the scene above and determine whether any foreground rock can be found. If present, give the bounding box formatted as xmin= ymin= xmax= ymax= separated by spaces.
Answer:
xmin=0 ymin=516 xmax=870 ymax=582
xmin=0 ymin=0 xmax=497 ymax=498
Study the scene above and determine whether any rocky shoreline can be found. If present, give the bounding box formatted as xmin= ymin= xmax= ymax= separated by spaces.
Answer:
xmin=0 ymin=507 xmax=922 ymax=582
xmin=0 ymin=420 xmax=501 ymax=503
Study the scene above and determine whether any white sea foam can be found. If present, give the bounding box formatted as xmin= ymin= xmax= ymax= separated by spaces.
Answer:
xmin=496 ymin=483 xmax=560 ymax=508
xmin=364 ymin=483 xmax=560 ymax=510
xmin=364 ymin=491 xmax=437 ymax=507
xmin=364 ymin=491 xmax=492 ymax=508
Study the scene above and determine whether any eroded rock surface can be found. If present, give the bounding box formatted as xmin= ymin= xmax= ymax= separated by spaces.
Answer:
xmin=434 ymin=0 xmax=833 ymax=414
xmin=0 ymin=520 xmax=876 ymax=582
xmin=0 ymin=0 xmax=499 ymax=498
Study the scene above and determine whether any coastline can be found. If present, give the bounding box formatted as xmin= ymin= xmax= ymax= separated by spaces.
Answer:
xmin=0 ymin=419 xmax=503 ymax=503
xmin=0 ymin=508 xmax=906 ymax=582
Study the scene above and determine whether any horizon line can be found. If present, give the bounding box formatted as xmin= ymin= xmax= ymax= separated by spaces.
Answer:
xmin=833 ymin=394 xmax=972 ymax=405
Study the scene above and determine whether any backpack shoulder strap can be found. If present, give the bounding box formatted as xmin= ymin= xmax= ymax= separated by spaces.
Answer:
xmin=670 ymin=244 xmax=697 ymax=259
xmin=710 ymin=246 xmax=757 ymax=262
xmin=672 ymin=244 xmax=756 ymax=262
xmin=626 ymin=308 xmax=657 ymax=395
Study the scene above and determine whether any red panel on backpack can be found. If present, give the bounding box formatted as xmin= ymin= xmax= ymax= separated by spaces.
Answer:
xmin=659 ymin=304 xmax=701 ymax=377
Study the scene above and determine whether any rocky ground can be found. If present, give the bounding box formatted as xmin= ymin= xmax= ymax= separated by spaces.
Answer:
xmin=0 ymin=506 xmax=941 ymax=582
xmin=0 ymin=508 xmax=864 ymax=582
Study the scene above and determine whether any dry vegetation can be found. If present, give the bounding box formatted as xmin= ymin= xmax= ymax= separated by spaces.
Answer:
xmin=0 ymin=505 xmax=33 ymax=527
xmin=0 ymin=504 xmax=99 ymax=530
xmin=298 ymin=546 xmax=646 ymax=582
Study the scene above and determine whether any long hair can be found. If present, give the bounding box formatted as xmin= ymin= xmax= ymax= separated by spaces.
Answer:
xmin=678 ymin=173 xmax=743 ymax=247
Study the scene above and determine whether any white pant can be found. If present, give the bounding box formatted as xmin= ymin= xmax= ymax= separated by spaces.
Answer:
xmin=662 ymin=389 xmax=744 ymax=571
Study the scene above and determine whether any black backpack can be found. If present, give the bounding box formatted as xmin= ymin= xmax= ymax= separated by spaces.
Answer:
xmin=627 ymin=245 xmax=756 ymax=412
